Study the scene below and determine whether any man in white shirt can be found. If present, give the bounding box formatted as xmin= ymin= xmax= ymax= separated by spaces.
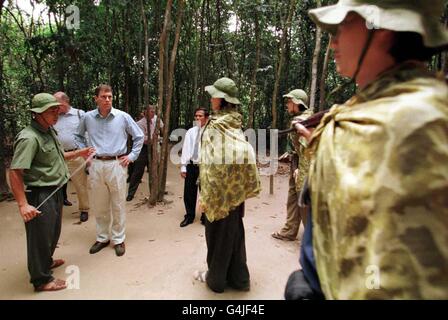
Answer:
xmin=53 ymin=92 xmax=90 ymax=222
xmin=127 ymin=105 xmax=164 ymax=201
xmin=180 ymin=108 xmax=209 ymax=227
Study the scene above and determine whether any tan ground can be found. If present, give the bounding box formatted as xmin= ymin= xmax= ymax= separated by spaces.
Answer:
xmin=0 ymin=161 xmax=302 ymax=300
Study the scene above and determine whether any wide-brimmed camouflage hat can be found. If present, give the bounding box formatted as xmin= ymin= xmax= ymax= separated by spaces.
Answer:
xmin=30 ymin=93 xmax=61 ymax=113
xmin=283 ymin=89 xmax=309 ymax=109
xmin=205 ymin=77 xmax=241 ymax=105
xmin=308 ymin=0 xmax=448 ymax=49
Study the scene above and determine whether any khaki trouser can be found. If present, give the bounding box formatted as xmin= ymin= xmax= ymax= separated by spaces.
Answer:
xmin=279 ymin=154 xmax=307 ymax=239
xmin=89 ymin=159 xmax=127 ymax=245
xmin=278 ymin=174 xmax=304 ymax=239
xmin=66 ymin=157 xmax=89 ymax=212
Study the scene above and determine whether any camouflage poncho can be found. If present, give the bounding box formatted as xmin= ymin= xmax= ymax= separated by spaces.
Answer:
xmin=308 ymin=61 xmax=448 ymax=299
xmin=199 ymin=108 xmax=261 ymax=222
xmin=290 ymin=109 xmax=314 ymax=191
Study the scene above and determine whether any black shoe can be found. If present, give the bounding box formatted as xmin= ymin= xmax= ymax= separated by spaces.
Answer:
xmin=63 ymin=199 xmax=73 ymax=206
xmin=114 ymin=243 xmax=125 ymax=256
xmin=180 ymin=217 xmax=194 ymax=227
xmin=126 ymin=195 xmax=134 ymax=202
xmin=89 ymin=241 xmax=110 ymax=254
xmin=80 ymin=212 xmax=88 ymax=222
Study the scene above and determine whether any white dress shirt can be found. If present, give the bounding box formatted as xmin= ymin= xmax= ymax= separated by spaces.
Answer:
xmin=53 ymin=106 xmax=85 ymax=151
xmin=180 ymin=125 xmax=202 ymax=173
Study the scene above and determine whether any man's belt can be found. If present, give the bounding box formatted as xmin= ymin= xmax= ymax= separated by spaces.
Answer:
xmin=94 ymin=154 xmax=126 ymax=161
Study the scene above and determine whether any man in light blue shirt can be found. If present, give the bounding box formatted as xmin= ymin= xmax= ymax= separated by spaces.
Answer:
xmin=76 ymin=84 xmax=143 ymax=257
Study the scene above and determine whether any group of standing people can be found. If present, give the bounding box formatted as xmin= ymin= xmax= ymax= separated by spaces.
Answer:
xmin=9 ymin=85 xmax=144 ymax=291
xmin=8 ymin=0 xmax=448 ymax=298
xmin=191 ymin=0 xmax=448 ymax=299
xmin=282 ymin=0 xmax=448 ymax=299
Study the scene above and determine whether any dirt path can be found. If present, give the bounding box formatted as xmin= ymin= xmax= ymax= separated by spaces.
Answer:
xmin=0 ymin=161 xmax=302 ymax=300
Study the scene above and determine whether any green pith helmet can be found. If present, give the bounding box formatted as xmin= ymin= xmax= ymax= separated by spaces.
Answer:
xmin=283 ymin=89 xmax=309 ymax=109
xmin=308 ymin=0 xmax=448 ymax=49
xmin=205 ymin=77 xmax=241 ymax=105
xmin=30 ymin=93 xmax=61 ymax=113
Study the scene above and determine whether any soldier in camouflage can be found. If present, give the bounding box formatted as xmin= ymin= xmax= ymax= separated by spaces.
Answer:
xmin=272 ymin=89 xmax=313 ymax=241
xmin=288 ymin=0 xmax=448 ymax=299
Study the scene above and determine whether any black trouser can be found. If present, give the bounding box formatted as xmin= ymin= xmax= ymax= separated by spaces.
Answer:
xmin=128 ymin=144 xmax=148 ymax=198
xmin=183 ymin=163 xmax=199 ymax=221
xmin=205 ymin=203 xmax=250 ymax=293
xmin=25 ymin=186 xmax=63 ymax=288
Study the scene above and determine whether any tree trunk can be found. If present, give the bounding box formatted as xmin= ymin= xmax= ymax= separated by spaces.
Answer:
xmin=141 ymin=0 xmax=152 ymax=189
xmin=319 ymin=36 xmax=331 ymax=111
xmin=149 ymin=0 xmax=173 ymax=206
xmin=137 ymin=19 xmax=142 ymax=111
xmin=198 ymin=0 xmax=207 ymax=108
xmin=123 ymin=5 xmax=130 ymax=114
xmin=141 ymin=0 xmax=149 ymax=108
xmin=270 ymin=0 xmax=296 ymax=195
xmin=271 ymin=0 xmax=295 ymax=131
xmin=192 ymin=3 xmax=201 ymax=115
xmin=247 ymin=3 xmax=261 ymax=129
xmin=216 ymin=0 xmax=234 ymax=75
xmin=158 ymin=0 xmax=184 ymax=201
xmin=309 ymin=0 xmax=323 ymax=112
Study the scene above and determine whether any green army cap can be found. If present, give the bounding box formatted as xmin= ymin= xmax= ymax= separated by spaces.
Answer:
xmin=30 ymin=93 xmax=61 ymax=113
xmin=205 ymin=77 xmax=241 ymax=105
xmin=283 ymin=89 xmax=309 ymax=109
xmin=308 ymin=0 xmax=448 ymax=49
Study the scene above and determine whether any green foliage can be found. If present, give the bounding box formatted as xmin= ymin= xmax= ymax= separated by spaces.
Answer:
xmin=1 ymin=0 xmax=446 ymax=157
